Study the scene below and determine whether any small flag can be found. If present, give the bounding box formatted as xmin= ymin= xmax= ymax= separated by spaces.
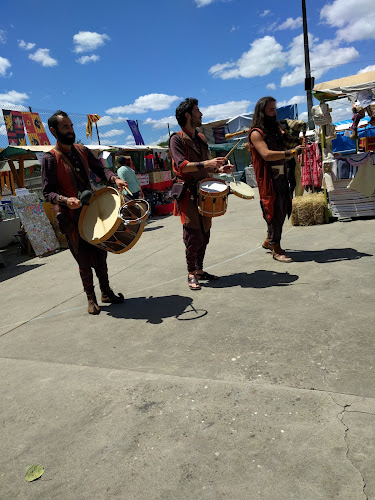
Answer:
xmin=86 ymin=114 xmax=101 ymax=138
xmin=127 ymin=120 xmax=145 ymax=145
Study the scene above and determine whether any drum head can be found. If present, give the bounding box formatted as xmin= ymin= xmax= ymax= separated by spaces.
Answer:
xmin=200 ymin=179 xmax=228 ymax=193
xmin=230 ymin=181 xmax=255 ymax=199
xmin=80 ymin=188 xmax=121 ymax=242
xmin=119 ymin=199 xmax=150 ymax=224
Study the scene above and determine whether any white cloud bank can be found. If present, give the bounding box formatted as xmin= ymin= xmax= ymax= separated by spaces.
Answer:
xmin=144 ymin=116 xmax=177 ymax=129
xmin=0 ymin=57 xmax=11 ymax=76
xmin=0 ymin=90 xmax=29 ymax=109
xmin=276 ymin=17 xmax=302 ymax=31
xmin=73 ymin=31 xmax=110 ymax=53
xmin=106 ymin=93 xmax=181 ymax=114
xmin=201 ymin=100 xmax=251 ymax=121
xmin=29 ymin=48 xmax=58 ymax=67
xmin=194 ymin=0 xmax=215 ymax=6
xmin=358 ymin=65 xmax=375 ymax=74
xmin=321 ymin=0 xmax=375 ymax=42
xmin=209 ymin=36 xmax=287 ymax=79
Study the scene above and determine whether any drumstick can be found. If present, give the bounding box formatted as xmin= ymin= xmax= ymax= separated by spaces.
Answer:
xmin=225 ymin=139 xmax=243 ymax=159
xmin=123 ymin=185 xmax=133 ymax=196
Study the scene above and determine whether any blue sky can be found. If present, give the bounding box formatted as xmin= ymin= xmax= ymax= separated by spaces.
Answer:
xmin=1 ymin=0 xmax=375 ymax=146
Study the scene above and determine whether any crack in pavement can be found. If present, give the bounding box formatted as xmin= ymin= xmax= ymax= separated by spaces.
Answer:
xmin=329 ymin=394 xmax=369 ymax=500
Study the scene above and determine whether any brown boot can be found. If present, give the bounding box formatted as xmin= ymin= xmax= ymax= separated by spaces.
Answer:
xmin=101 ymin=288 xmax=124 ymax=304
xmin=87 ymin=293 xmax=101 ymax=315
xmin=262 ymin=238 xmax=272 ymax=250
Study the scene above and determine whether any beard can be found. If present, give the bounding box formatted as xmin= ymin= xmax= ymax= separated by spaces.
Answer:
xmin=263 ymin=115 xmax=278 ymax=132
xmin=56 ymin=129 xmax=76 ymax=145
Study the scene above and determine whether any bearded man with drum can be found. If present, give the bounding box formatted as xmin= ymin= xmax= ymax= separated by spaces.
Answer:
xmin=169 ymin=98 xmax=233 ymax=290
xmin=42 ymin=110 xmax=128 ymax=314
xmin=248 ymin=97 xmax=303 ymax=263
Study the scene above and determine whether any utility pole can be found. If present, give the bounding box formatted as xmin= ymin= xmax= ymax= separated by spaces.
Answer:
xmin=302 ymin=0 xmax=314 ymax=130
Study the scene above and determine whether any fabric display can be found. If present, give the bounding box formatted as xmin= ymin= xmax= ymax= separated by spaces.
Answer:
xmin=12 ymin=192 xmax=60 ymax=256
xmin=311 ymin=103 xmax=332 ymax=126
xmin=347 ymin=154 xmax=375 ymax=197
xmin=300 ymin=142 xmax=322 ymax=188
xmin=2 ymin=109 xmax=26 ymax=146
xmin=22 ymin=112 xmax=50 ymax=145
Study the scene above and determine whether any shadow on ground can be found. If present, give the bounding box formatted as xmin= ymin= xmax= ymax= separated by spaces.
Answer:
xmin=204 ymin=269 xmax=298 ymax=289
xmin=285 ymin=247 xmax=372 ymax=263
xmin=101 ymin=294 xmax=204 ymax=324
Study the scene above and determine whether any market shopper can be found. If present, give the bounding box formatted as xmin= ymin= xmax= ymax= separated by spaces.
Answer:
xmin=248 ymin=96 xmax=303 ymax=263
xmin=41 ymin=110 xmax=128 ymax=314
xmin=169 ymin=97 xmax=233 ymax=290
xmin=116 ymin=155 xmax=143 ymax=199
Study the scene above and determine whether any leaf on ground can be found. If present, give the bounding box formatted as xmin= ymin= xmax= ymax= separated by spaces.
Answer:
xmin=25 ymin=465 xmax=44 ymax=482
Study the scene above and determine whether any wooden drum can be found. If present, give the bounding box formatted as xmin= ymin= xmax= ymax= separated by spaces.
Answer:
xmin=78 ymin=187 xmax=150 ymax=254
xmin=198 ymin=178 xmax=229 ymax=217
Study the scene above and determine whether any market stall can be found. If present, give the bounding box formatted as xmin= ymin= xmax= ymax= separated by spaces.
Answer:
xmin=312 ymin=70 xmax=375 ymax=220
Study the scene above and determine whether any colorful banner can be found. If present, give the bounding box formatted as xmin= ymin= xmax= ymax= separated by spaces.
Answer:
xmin=127 ymin=120 xmax=145 ymax=145
xmin=86 ymin=114 xmax=101 ymax=138
xmin=22 ymin=112 xmax=50 ymax=146
xmin=2 ymin=110 xmax=26 ymax=146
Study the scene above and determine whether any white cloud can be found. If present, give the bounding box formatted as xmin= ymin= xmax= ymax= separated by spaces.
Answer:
xmin=277 ymin=95 xmax=306 ymax=107
xmin=18 ymin=40 xmax=35 ymax=50
xmin=298 ymin=111 xmax=308 ymax=121
xmin=156 ymin=133 xmax=171 ymax=144
xmin=320 ymin=0 xmax=375 ymax=42
xmin=276 ymin=17 xmax=302 ymax=31
xmin=201 ymin=100 xmax=251 ymax=121
xmin=106 ymin=93 xmax=181 ymax=114
xmin=126 ymin=135 xmax=134 ymax=142
xmin=267 ymin=82 xmax=276 ymax=90
xmin=358 ymin=65 xmax=375 ymax=74
xmin=0 ymin=57 xmax=11 ymax=76
xmin=281 ymin=35 xmax=359 ymax=87
xmin=194 ymin=0 xmax=215 ymax=6
xmin=329 ymin=98 xmax=353 ymax=122
xmin=0 ymin=90 xmax=29 ymax=105
xmin=100 ymin=129 xmax=124 ymax=138
xmin=230 ymin=26 xmax=239 ymax=32
xmin=73 ymin=31 xmax=110 ymax=53
xmin=0 ymin=30 xmax=7 ymax=44
xmin=97 ymin=115 xmax=128 ymax=126
xmin=209 ymin=36 xmax=287 ymax=79
xmin=144 ymin=116 xmax=177 ymax=129
xmin=29 ymin=48 xmax=58 ymax=67
xmin=260 ymin=10 xmax=270 ymax=17
xmin=76 ymin=54 xmax=100 ymax=65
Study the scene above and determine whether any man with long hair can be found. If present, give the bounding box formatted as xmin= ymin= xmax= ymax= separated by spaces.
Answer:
xmin=170 ymin=98 xmax=233 ymax=290
xmin=248 ymin=97 xmax=303 ymax=262
xmin=42 ymin=110 xmax=128 ymax=314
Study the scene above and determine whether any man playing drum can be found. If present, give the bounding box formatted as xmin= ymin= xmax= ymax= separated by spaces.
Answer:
xmin=42 ymin=110 xmax=128 ymax=314
xmin=169 ymin=98 xmax=233 ymax=290
xmin=248 ymin=97 xmax=303 ymax=263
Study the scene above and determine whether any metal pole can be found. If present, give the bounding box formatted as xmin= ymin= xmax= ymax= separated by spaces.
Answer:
xmin=302 ymin=0 xmax=314 ymax=130
xmin=167 ymin=123 xmax=171 ymax=138
xmin=95 ymin=122 xmax=100 ymax=145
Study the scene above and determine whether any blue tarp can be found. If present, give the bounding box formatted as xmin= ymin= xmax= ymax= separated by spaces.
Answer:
xmin=332 ymin=117 xmax=375 ymax=153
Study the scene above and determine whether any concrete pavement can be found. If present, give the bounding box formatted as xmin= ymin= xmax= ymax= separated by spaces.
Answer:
xmin=1 ymin=189 xmax=374 ymax=499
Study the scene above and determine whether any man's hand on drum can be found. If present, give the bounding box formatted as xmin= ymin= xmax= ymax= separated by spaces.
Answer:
xmin=114 ymin=178 xmax=128 ymax=190
xmin=221 ymin=163 xmax=234 ymax=174
xmin=67 ymin=197 xmax=81 ymax=209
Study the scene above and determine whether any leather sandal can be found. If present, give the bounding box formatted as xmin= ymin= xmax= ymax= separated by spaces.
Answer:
xmin=272 ymin=253 xmax=292 ymax=263
xmin=196 ymin=271 xmax=219 ymax=281
xmin=188 ymin=274 xmax=201 ymax=290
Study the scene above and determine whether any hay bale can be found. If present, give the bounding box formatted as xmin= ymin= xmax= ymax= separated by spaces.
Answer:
xmin=291 ymin=193 xmax=325 ymax=226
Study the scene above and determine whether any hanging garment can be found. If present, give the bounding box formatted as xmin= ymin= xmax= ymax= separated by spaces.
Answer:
xmin=300 ymin=143 xmax=322 ymax=188
xmin=347 ymin=157 xmax=375 ymax=197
